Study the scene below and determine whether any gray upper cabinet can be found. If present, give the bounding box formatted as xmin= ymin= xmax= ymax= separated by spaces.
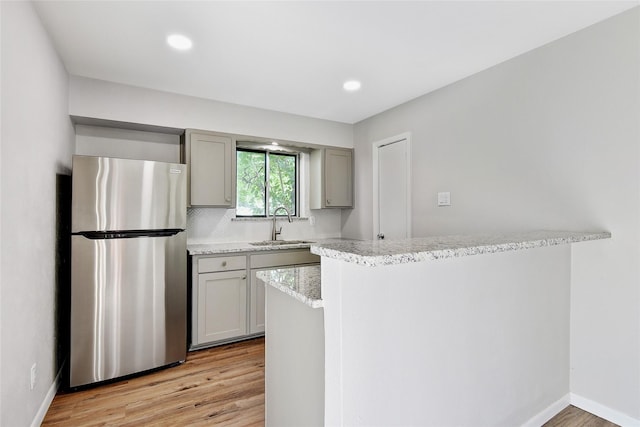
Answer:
xmin=182 ymin=129 xmax=236 ymax=207
xmin=310 ymin=147 xmax=354 ymax=209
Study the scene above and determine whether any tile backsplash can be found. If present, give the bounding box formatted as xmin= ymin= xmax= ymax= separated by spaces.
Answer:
xmin=187 ymin=208 xmax=342 ymax=244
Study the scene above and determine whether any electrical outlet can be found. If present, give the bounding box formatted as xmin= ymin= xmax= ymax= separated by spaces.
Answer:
xmin=30 ymin=363 xmax=37 ymax=390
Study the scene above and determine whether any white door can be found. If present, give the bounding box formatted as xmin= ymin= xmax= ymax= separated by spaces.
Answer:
xmin=373 ymin=134 xmax=411 ymax=240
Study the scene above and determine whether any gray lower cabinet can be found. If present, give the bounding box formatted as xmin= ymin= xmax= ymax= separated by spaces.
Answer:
xmin=248 ymin=249 xmax=321 ymax=334
xmin=249 ymin=269 xmax=267 ymax=334
xmin=192 ymin=254 xmax=248 ymax=348
xmin=191 ymin=249 xmax=320 ymax=349
xmin=197 ymin=270 xmax=247 ymax=344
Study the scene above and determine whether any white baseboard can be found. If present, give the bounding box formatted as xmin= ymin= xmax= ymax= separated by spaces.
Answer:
xmin=30 ymin=366 xmax=62 ymax=427
xmin=570 ymin=393 xmax=640 ymax=427
xmin=521 ymin=394 xmax=571 ymax=427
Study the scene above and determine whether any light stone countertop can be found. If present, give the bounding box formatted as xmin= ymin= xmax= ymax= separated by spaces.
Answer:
xmin=256 ymin=265 xmax=322 ymax=308
xmin=310 ymin=230 xmax=611 ymax=267
xmin=187 ymin=238 xmax=350 ymax=255
xmin=251 ymin=231 xmax=610 ymax=308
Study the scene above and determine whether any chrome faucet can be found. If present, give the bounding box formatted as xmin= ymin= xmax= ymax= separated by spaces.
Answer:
xmin=271 ymin=206 xmax=292 ymax=241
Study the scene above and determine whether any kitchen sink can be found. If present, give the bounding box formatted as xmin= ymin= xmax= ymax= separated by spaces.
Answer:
xmin=250 ymin=240 xmax=315 ymax=246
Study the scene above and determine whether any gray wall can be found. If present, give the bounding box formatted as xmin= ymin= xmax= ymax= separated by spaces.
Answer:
xmin=75 ymin=125 xmax=181 ymax=163
xmin=1 ymin=1 xmax=75 ymax=426
xmin=69 ymin=76 xmax=354 ymax=149
xmin=344 ymin=7 xmax=640 ymax=422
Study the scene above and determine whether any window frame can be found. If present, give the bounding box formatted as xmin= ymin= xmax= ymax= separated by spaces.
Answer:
xmin=235 ymin=147 xmax=299 ymax=218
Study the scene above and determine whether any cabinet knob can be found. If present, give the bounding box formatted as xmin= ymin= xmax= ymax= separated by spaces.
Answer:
xmin=326 ymin=199 xmax=331 ymax=205
xmin=221 ymin=261 xmax=227 ymax=267
xmin=225 ymin=196 xmax=231 ymax=202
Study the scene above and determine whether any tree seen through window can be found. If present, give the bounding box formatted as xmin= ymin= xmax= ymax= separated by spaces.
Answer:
xmin=236 ymin=149 xmax=296 ymax=217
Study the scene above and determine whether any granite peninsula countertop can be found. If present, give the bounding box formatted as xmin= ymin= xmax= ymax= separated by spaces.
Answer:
xmin=188 ymin=238 xmax=350 ymax=255
xmin=310 ymin=230 xmax=611 ymax=267
xmin=250 ymin=231 xmax=610 ymax=308
xmin=256 ymin=265 xmax=322 ymax=308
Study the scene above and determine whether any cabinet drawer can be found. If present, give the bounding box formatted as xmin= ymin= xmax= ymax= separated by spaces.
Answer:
xmin=250 ymin=250 xmax=320 ymax=269
xmin=198 ymin=255 xmax=247 ymax=273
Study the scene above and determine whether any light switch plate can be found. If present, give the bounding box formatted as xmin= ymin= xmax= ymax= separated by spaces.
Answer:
xmin=437 ymin=192 xmax=451 ymax=207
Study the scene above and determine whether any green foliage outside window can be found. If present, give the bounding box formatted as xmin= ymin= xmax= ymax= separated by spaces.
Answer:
xmin=236 ymin=150 xmax=265 ymax=216
xmin=236 ymin=149 xmax=296 ymax=216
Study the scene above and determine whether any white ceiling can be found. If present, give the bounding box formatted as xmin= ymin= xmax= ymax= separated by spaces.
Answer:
xmin=34 ymin=1 xmax=638 ymax=124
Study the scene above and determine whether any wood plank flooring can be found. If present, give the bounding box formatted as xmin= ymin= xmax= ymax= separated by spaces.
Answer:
xmin=543 ymin=405 xmax=619 ymax=427
xmin=43 ymin=337 xmax=616 ymax=426
xmin=42 ymin=338 xmax=265 ymax=426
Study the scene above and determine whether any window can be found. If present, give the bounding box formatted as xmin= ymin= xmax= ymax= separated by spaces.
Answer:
xmin=236 ymin=148 xmax=297 ymax=217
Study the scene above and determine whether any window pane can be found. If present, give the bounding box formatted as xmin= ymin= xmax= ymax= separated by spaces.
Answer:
xmin=236 ymin=151 xmax=266 ymax=216
xmin=268 ymin=153 xmax=296 ymax=216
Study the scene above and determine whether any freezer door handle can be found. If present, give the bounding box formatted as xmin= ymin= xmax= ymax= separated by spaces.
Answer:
xmin=74 ymin=229 xmax=183 ymax=239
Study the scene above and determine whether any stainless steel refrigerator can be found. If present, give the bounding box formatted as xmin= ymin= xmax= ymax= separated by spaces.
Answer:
xmin=70 ymin=155 xmax=187 ymax=388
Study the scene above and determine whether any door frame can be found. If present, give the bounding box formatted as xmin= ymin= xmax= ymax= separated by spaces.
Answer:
xmin=372 ymin=132 xmax=412 ymax=240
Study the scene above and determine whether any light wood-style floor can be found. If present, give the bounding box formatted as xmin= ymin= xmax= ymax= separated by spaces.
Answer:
xmin=543 ymin=405 xmax=619 ymax=427
xmin=42 ymin=338 xmax=265 ymax=426
xmin=43 ymin=337 xmax=617 ymax=426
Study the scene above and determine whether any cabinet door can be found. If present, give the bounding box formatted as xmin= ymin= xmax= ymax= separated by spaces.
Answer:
xmin=248 ymin=249 xmax=320 ymax=334
xmin=188 ymin=131 xmax=235 ymax=207
xmin=325 ymin=148 xmax=353 ymax=207
xmin=196 ymin=270 xmax=247 ymax=344
xmin=249 ymin=269 xmax=266 ymax=334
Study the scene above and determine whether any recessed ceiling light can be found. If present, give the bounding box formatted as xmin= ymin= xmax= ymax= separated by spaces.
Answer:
xmin=343 ymin=80 xmax=361 ymax=92
xmin=167 ymin=34 xmax=192 ymax=51
xmin=271 ymin=141 xmax=279 ymax=146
